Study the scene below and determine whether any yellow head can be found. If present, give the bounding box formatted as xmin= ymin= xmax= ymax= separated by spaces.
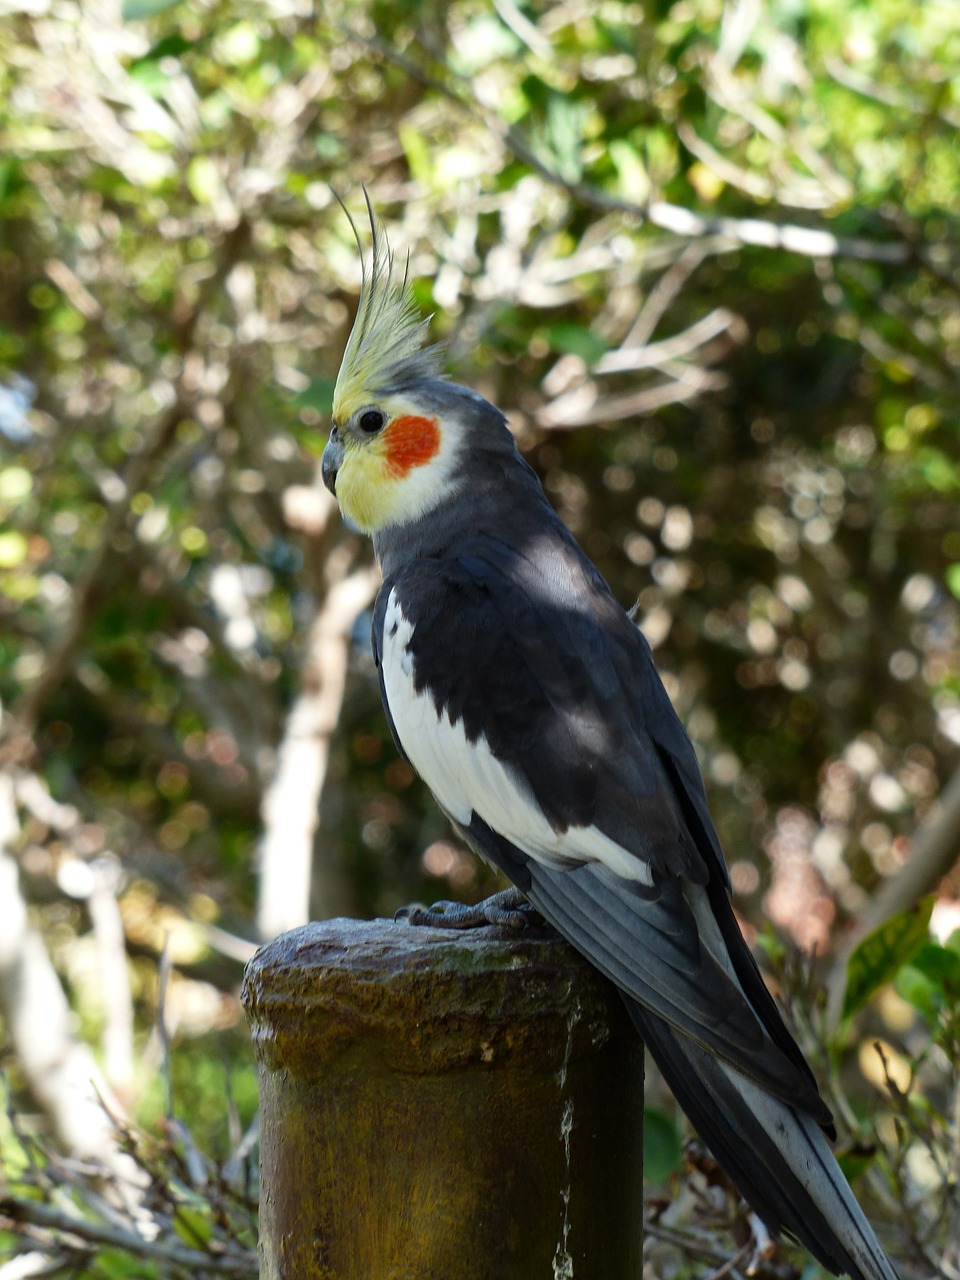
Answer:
xmin=322 ymin=199 xmax=458 ymax=534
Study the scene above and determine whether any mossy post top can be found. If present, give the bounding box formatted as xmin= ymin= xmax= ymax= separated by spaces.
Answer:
xmin=241 ymin=915 xmax=634 ymax=1076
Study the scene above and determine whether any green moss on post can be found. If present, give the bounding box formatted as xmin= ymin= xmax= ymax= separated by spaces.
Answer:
xmin=242 ymin=917 xmax=643 ymax=1279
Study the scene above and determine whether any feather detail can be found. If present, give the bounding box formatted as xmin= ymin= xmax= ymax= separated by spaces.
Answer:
xmin=378 ymin=590 xmax=655 ymax=883
xmin=333 ymin=191 xmax=444 ymax=421
xmin=626 ymin=1004 xmax=898 ymax=1280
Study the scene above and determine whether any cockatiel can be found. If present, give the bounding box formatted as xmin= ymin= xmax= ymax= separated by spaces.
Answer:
xmin=320 ymin=201 xmax=899 ymax=1280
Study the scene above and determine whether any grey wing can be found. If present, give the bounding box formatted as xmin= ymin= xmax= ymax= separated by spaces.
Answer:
xmin=379 ymin=542 xmax=829 ymax=1125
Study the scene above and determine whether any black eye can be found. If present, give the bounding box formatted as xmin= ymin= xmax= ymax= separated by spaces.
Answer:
xmin=358 ymin=408 xmax=385 ymax=434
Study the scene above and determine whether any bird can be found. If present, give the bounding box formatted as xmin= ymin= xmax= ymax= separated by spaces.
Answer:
xmin=320 ymin=199 xmax=900 ymax=1280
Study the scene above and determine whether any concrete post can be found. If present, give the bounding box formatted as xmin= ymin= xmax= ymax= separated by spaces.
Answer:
xmin=242 ymin=917 xmax=643 ymax=1279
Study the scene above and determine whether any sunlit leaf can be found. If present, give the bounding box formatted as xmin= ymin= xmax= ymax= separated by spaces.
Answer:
xmin=213 ymin=21 xmax=261 ymax=67
xmin=180 ymin=525 xmax=208 ymax=556
xmin=449 ymin=14 xmax=521 ymax=75
xmin=0 ymin=466 xmax=31 ymax=503
xmin=122 ymin=0 xmax=180 ymax=18
xmin=608 ymin=139 xmax=650 ymax=202
xmin=127 ymin=60 xmax=170 ymax=97
xmin=0 ymin=530 xmax=27 ymax=567
xmin=186 ymin=156 xmax=223 ymax=207
xmin=842 ymin=898 xmax=935 ymax=1021
xmin=399 ymin=124 xmax=433 ymax=186
xmin=918 ymin=448 xmax=960 ymax=493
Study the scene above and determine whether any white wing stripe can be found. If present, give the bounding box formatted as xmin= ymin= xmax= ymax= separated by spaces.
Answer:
xmin=381 ymin=591 xmax=652 ymax=886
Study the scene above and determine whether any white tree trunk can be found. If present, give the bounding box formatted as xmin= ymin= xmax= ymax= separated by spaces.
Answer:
xmin=256 ymin=564 xmax=379 ymax=940
xmin=0 ymin=774 xmax=119 ymax=1160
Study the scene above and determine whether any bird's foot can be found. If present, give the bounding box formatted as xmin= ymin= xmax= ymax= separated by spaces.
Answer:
xmin=395 ymin=887 xmax=540 ymax=931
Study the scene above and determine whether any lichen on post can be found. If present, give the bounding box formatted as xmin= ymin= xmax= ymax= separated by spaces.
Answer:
xmin=242 ymin=917 xmax=643 ymax=1279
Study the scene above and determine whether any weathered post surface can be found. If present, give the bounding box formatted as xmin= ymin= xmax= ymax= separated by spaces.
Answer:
xmin=242 ymin=916 xmax=643 ymax=1279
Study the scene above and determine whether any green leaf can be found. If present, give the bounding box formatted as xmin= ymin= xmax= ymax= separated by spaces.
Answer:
xmin=295 ymin=376 xmax=335 ymax=415
xmin=544 ymin=95 xmax=589 ymax=183
xmin=137 ymin=33 xmax=193 ymax=61
xmin=842 ymin=896 xmax=935 ymax=1021
xmin=127 ymin=60 xmax=170 ymax=96
xmin=0 ymin=158 xmax=24 ymax=210
xmin=547 ymin=324 xmax=610 ymax=365
xmin=836 ymin=1143 xmax=877 ymax=1185
xmin=122 ymin=0 xmax=181 ymax=18
xmin=173 ymin=1203 xmax=212 ymax=1246
xmin=918 ymin=447 xmax=960 ymax=493
xmin=399 ymin=124 xmax=433 ymax=186
xmin=95 ymin=1248 xmax=161 ymax=1278
xmin=754 ymin=925 xmax=787 ymax=967
xmin=894 ymin=963 xmax=941 ymax=1024
xmin=608 ymin=138 xmax=650 ymax=202
xmin=908 ymin=941 xmax=960 ymax=996
xmin=186 ymin=157 xmax=223 ymax=207
xmin=901 ymin=942 xmax=960 ymax=1029
xmin=643 ymin=1106 xmax=683 ymax=1185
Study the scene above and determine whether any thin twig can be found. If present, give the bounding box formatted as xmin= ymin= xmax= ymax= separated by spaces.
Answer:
xmin=643 ymin=1218 xmax=749 ymax=1274
xmin=0 ymin=1199 xmax=257 ymax=1277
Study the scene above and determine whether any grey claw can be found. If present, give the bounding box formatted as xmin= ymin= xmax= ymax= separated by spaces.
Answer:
xmin=394 ymin=888 xmax=544 ymax=931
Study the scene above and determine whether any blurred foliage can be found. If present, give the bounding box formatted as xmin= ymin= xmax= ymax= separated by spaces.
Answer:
xmin=0 ymin=1093 xmax=258 ymax=1278
xmin=842 ymin=897 xmax=936 ymax=1023
xmin=0 ymin=0 xmax=959 ymax=1274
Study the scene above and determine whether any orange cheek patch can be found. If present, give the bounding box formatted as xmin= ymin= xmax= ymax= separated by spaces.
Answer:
xmin=383 ymin=415 xmax=441 ymax=477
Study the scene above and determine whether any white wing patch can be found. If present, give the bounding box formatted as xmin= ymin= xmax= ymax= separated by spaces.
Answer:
xmin=380 ymin=590 xmax=653 ymax=886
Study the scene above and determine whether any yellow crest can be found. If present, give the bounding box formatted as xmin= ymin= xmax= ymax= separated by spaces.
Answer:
xmin=332 ymin=192 xmax=442 ymax=423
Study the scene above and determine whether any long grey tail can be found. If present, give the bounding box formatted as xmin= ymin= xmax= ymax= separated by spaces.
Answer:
xmin=626 ymin=1001 xmax=899 ymax=1280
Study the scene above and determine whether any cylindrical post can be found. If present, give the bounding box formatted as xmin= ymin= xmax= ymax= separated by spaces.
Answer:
xmin=242 ymin=917 xmax=643 ymax=1279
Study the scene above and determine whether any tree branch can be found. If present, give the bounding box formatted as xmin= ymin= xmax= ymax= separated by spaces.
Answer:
xmin=826 ymin=764 xmax=960 ymax=1028
xmin=340 ymin=25 xmax=918 ymax=267
xmin=0 ymin=1197 xmax=257 ymax=1278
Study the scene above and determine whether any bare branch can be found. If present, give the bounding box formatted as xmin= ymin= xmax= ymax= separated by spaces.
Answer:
xmin=676 ymin=122 xmax=775 ymax=203
xmin=537 ymin=366 xmax=728 ymax=429
xmin=339 ymin=25 xmax=917 ymax=268
xmin=620 ymin=241 xmax=720 ymax=351
xmin=0 ymin=1198 xmax=257 ymax=1278
xmin=595 ymin=309 xmax=746 ymax=374
xmin=87 ymin=860 xmax=135 ymax=1099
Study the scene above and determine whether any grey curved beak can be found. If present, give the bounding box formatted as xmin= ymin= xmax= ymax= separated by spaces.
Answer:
xmin=321 ymin=429 xmax=344 ymax=496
